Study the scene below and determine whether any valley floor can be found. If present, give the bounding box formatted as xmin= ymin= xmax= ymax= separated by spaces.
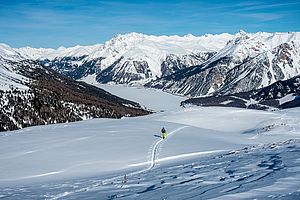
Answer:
xmin=0 ymin=85 xmax=300 ymax=199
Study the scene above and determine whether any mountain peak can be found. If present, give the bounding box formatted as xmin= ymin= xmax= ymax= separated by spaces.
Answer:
xmin=238 ymin=29 xmax=247 ymax=35
xmin=184 ymin=33 xmax=196 ymax=38
xmin=112 ymin=32 xmax=146 ymax=41
xmin=234 ymin=30 xmax=250 ymax=41
xmin=102 ymin=32 xmax=146 ymax=49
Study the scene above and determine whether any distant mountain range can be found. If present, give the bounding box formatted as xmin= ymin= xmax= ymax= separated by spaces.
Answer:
xmin=1 ymin=32 xmax=234 ymax=84
xmin=2 ymin=31 xmax=300 ymax=96
xmin=1 ymin=31 xmax=300 ymax=131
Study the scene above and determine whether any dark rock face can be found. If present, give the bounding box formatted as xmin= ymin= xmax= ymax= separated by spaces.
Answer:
xmin=0 ymin=59 xmax=150 ymax=132
xmin=181 ymin=75 xmax=300 ymax=111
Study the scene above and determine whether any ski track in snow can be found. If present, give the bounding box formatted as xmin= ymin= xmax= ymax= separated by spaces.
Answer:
xmin=43 ymin=126 xmax=190 ymax=200
xmin=149 ymin=126 xmax=189 ymax=170
xmin=101 ymin=126 xmax=189 ymax=185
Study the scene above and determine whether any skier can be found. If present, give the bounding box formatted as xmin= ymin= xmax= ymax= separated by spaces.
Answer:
xmin=123 ymin=174 xmax=127 ymax=184
xmin=161 ymin=127 xmax=167 ymax=139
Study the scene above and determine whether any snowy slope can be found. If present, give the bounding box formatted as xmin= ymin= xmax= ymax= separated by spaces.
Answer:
xmin=2 ymin=139 xmax=300 ymax=200
xmin=0 ymin=43 xmax=25 ymax=61
xmin=0 ymin=59 xmax=29 ymax=91
xmin=212 ymin=31 xmax=300 ymax=92
xmin=0 ymin=44 xmax=31 ymax=91
xmin=0 ymin=106 xmax=299 ymax=186
xmin=0 ymin=84 xmax=300 ymax=199
xmin=210 ymin=31 xmax=300 ymax=63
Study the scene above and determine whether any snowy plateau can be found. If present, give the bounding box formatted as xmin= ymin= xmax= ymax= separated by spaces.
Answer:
xmin=1 ymin=85 xmax=300 ymax=200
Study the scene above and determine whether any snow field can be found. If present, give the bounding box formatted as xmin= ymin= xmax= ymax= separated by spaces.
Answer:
xmin=0 ymin=85 xmax=300 ymax=199
xmin=1 ymin=106 xmax=299 ymax=187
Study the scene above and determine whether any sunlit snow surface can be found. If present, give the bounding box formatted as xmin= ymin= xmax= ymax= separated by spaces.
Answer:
xmin=0 ymin=85 xmax=300 ymax=199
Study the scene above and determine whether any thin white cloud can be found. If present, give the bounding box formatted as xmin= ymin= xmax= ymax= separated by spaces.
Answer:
xmin=236 ymin=13 xmax=282 ymax=21
xmin=233 ymin=1 xmax=300 ymax=12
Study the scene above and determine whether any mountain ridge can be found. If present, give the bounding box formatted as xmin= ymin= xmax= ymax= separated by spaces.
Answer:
xmin=1 ymin=31 xmax=300 ymax=98
xmin=148 ymin=32 xmax=300 ymax=97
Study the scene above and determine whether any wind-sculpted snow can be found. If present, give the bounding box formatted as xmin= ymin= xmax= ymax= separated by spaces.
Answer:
xmin=1 ymin=140 xmax=300 ymax=200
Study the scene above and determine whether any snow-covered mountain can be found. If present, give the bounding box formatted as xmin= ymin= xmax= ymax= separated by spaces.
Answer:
xmin=11 ymin=32 xmax=234 ymax=84
xmin=1 ymin=31 xmax=300 ymax=98
xmin=148 ymin=31 xmax=300 ymax=97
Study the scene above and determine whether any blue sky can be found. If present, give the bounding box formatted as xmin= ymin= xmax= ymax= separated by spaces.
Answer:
xmin=0 ymin=0 xmax=299 ymax=48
